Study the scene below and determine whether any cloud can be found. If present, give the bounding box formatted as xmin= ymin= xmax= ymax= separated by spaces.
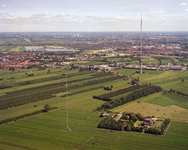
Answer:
xmin=179 ymin=2 xmax=187 ymax=6
xmin=1 ymin=5 xmax=6 ymax=8
xmin=186 ymin=9 xmax=188 ymax=11
xmin=148 ymin=11 xmax=166 ymax=16
xmin=0 ymin=12 xmax=188 ymax=32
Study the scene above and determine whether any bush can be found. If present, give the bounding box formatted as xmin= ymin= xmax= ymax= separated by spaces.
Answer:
xmin=27 ymin=73 xmax=34 ymax=76
xmin=99 ymin=112 xmax=104 ymax=117
xmin=44 ymin=104 xmax=50 ymax=112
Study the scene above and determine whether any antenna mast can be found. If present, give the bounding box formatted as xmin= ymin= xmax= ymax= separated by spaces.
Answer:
xmin=66 ymin=73 xmax=71 ymax=130
xmin=140 ymin=14 xmax=142 ymax=74
xmin=66 ymin=73 xmax=68 ymax=129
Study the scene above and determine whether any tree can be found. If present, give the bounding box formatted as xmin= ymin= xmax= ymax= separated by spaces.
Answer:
xmin=155 ymin=128 xmax=162 ymax=135
xmin=99 ymin=112 xmax=104 ymax=117
xmin=9 ymin=67 xmax=15 ymax=71
xmin=44 ymin=104 xmax=50 ymax=112
xmin=131 ymin=78 xmax=139 ymax=85
xmin=136 ymin=113 xmax=142 ymax=120
xmin=126 ymin=124 xmax=131 ymax=131
xmin=130 ymin=114 xmax=138 ymax=122
xmin=182 ymin=79 xmax=184 ymax=82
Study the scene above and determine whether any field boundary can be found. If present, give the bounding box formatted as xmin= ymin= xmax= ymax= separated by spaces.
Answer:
xmin=78 ymin=137 xmax=93 ymax=149
xmin=163 ymin=121 xmax=172 ymax=136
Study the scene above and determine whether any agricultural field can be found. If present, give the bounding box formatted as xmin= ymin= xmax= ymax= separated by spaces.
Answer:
xmin=78 ymin=61 xmax=109 ymax=66
xmin=161 ymin=59 xmax=172 ymax=65
xmin=112 ymin=92 xmax=188 ymax=121
xmin=0 ymin=109 xmax=188 ymax=150
xmin=116 ymin=68 xmax=164 ymax=78
xmin=10 ymin=46 xmax=21 ymax=52
xmin=140 ymin=70 xmax=188 ymax=94
xmin=0 ymin=67 xmax=188 ymax=149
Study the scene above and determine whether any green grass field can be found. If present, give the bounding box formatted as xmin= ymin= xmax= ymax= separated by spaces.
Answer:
xmin=1 ymin=67 xmax=188 ymax=149
xmin=80 ymin=61 xmax=109 ymax=66
xmin=116 ymin=68 xmax=164 ymax=79
xmin=163 ymin=93 xmax=188 ymax=110
xmin=161 ymin=59 xmax=172 ymax=65
xmin=142 ymin=70 xmax=188 ymax=94
xmin=112 ymin=93 xmax=188 ymax=120
xmin=0 ymin=109 xmax=188 ymax=150
xmin=10 ymin=46 xmax=21 ymax=52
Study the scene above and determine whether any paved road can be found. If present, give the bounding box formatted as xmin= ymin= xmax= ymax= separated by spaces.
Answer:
xmin=115 ymin=114 xmax=122 ymax=121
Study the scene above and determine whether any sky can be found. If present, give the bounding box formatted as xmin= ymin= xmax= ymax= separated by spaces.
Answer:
xmin=0 ymin=0 xmax=188 ymax=32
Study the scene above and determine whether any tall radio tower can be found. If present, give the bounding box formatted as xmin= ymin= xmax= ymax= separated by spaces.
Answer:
xmin=140 ymin=14 xmax=142 ymax=74
xmin=66 ymin=73 xmax=71 ymax=130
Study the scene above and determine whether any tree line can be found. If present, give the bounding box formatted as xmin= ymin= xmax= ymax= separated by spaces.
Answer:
xmin=0 ymin=74 xmax=124 ymax=110
xmin=4 ymin=72 xmax=114 ymax=97
xmin=103 ymin=85 xmax=113 ymax=91
xmin=96 ymin=85 xmax=162 ymax=110
xmin=0 ymin=91 xmax=55 ymax=110
xmin=93 ymin=84 xmax=147 ymax=101
xmin=15 ymin=71 xmax=93 ymax=86
xmin=98 ymin=112 xmax=170 ymax=135
xmin=169 ymin=89 xmax=188 ymax=97
xmin=0 ymin=105 xmax=57 ymax=125
xmin=97 ymin=117 xmax=124 ymax=131
xmin=144 ymin=119 xmax=170 ymax=135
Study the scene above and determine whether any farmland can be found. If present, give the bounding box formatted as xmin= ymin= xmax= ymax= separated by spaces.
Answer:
xmin=0 ymin=67 xmax=188 ymax=149
xmin=0 ymin=109 xmax=188 ymax=150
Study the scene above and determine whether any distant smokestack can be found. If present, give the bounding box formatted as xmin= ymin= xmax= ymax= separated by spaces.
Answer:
xmin=140 ymin=14 xmax=142 ymax=74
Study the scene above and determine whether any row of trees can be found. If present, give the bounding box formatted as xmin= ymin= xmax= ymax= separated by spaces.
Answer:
xmin=169 ymin=89 xmax=188 ymax=97
xmin=152 ymin=56 xmax=176 ymax=65
xmin=5 ymin=72 xmax=112 ymax=97
xmin=103 ymin=85 xmax=113 ymax=91
xmin=0 ymin=105 xmax=56 ymax=125
xmin=0 ymin=84 xmax=12 ymax=89
xmin=93 ymin=84 xmax=146 ymax=101
xmin=97 ymin=85 xmax=162 ymax=110
xmin=61 ymin=86 xmax=103 ymax=98
xmin=0 ymin=91 xmax=55 ymax=110
xmin=145 ymin=119 xmax=171 ymax=135
xmin=0 ymin=73 xmax=124 ymax=110
xmin=122 ymin=112 xmax=143 ymax=121
xmin=16 ymin=71 xmax=93 ymax=86
xmin=97 ymin=117 xmax=124 ymax=131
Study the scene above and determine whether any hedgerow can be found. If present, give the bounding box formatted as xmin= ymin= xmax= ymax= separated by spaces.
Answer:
xmin=96 ymin=85 xmax=162 ymax=110
xmin=93 ymin=85 xmax=147 ymax=101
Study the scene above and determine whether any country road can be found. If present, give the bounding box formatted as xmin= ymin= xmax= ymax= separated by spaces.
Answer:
xmin=115 ymin=114 xmax=122 ymax=121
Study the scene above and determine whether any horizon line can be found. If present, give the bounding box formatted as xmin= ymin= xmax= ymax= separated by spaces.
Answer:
xmin=0 ymin=31 xmax=188 ymax=33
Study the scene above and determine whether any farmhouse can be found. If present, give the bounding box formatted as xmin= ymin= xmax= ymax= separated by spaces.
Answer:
xmin=103 ymin=113 xmax=115 ymax=117
xmin=143 ymin=118 xmax=157 ymax=128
